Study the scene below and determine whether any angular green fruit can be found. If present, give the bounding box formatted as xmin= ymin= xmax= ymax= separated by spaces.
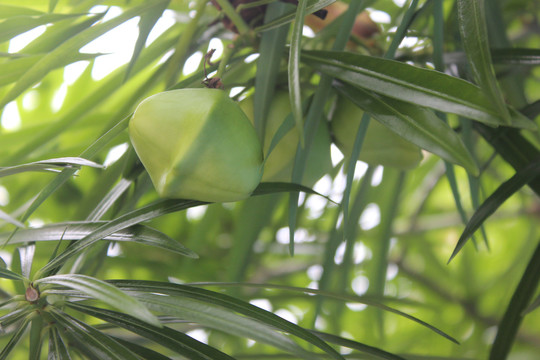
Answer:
xmin=331 ymin=96 xmax=423 ymax=169
xmin=129 ymin=89 xmax=264 ymax=202
xmin=240 ymin=92 xmax=333 ymax=187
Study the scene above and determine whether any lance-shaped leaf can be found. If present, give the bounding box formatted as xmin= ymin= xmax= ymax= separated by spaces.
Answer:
xmin=67 ymin=302 xmax=236 ymax=360
xmin=0 ymin=1 xmax=168 ymax=108
xmin=128 ymin=292 xmax=323 ymax=360
xmin=48 ymin=327 xmax=71 ymax=360
xmin=449 ymin=160 xmax=540 ymax=262
xmin=49 ymin=309 xmax=140 ymax=360
xmin=302 ymin=50 xmax=535 ymax=129
xmin=0 ymin=13 xmax=82 ymax=43
xmin=0 ymin=157 xmax=103 ymax=178
xmin=35 ymin=274 xmax=161 ymax=327
xmin=457 ymin=0 xmax=511 ymax=124
xmin=108 ymin=280 xmax=345 ymax=360
xmin=335 ymin=82 xmax=479 ymax=176
xmin=0 ymin=222 xmax=197 ymax=258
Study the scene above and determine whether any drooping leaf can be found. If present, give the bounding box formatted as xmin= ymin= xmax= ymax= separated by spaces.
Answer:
xmin=184 ymin=282 xmax=459 ymax=344
xmin=1 ymin=221 xmax=197 ymax=258
xmin=35 ymin=274 xmax=161 ymax=327
xmin=302 ymin=50 xmax=535 ymax=129
xmin=67 ymin=302 xmax=236 ymax=360
xmin=0 ymin=157 xmax=103 ymax=178
xmin=127 ymin=293 xmax=318 ymax=359
xmin=489 ymin=241 xmax=540 ymax=360
xmin=335 ymin=82 xmax=479 ymax=175
xmin=50 ymin=309 xmax=140 ymax=360
xmin=0 ymin=318 xmax=30 ymax=360
xmin=108 ymin=280 xmax=345 ymax=360
xmin=449 ymin=160 xmax=540 ymax=262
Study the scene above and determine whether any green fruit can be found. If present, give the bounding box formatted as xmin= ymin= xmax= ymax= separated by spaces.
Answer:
xmin=240 ymin=92 xmax=333 ymax=187
xmin=331 ymin=97 xmax=422 ymax=169
xmin=129 ymin=89 xmax=264 ymax=202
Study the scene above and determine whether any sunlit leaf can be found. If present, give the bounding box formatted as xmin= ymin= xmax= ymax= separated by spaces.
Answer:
xmin=0 ymin=1 xmax=167 ymax=108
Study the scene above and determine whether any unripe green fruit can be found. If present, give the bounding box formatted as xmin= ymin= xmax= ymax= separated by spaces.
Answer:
xmin=332 ymin=97 xmax=422 ymax=169
xmin=240 ymin=92 xmax=333 ymax=187
xmin=129 ymin=89 xmax=264 ymax=202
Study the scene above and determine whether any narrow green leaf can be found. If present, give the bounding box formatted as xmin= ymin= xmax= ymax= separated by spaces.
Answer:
xmin=124 ymin=0 xmax=169 ymax=81
xmin=86 ymin=178 xmax=133 ymax=221
xmin=0 ymin=5 xmax=43 ymax=18
xmin=0 ymin=52 xmax=103 ymax=88
xmin=10 ymin=114 xmax=131 ymax=247
xmin=29 ymin=316 xmax=44 ymax=360
xmin=1 ymin=222 xmax=197 ymax=258
xmin=312 ymin=330 xmax=406 ymax=360
xmin=133 ymin=293 xmax=318 ymax=359
xmin=302 ymin=50 xmax=535 ymax=129
xmin=185 ymin=282 xmax=459 ymax=344
xmin=288 ymin=0 xmax=367 ymax=258
xmin=0 ymin=318 xmax=30 ymax=360
xmin=0 ymin=209 xmax=24 ymax=228
xmin=0 ymin=157 xmax=103 ymax=178
xmin=50 ymin=309 xmax=140 ymax=360
xmin=67 ymin=302 xmax=236 ymax=360
xmin=48 ymin=0 xmax=59 ymax=13
xmin=20 ymin=12 xmax=105 ymax=54
xmin=457 ymin=0 xmax=511 ymax=124
xmin=489 ymin=241 xmax=540 ymax=360
xmin=110 ymin=338 xmax=171 ymax=360
xmin=17 ymin=244 xmax=35 ymax=278
xmin=254 ymin=2 xmax=291 ymax=142
xmin=36 ymin=199 xmax=204 ymax=275
xmin=0 ymin=267 xmax=26 ymax=281
xmin=253 ymin=182 xmax=336 ymax=203
xmin=48 ymin=327 xmax=72 ymax=360
xmin=35 ymin=274 xmax=161 ymax=327
xmin=288 ymin=0 xmax=308 ymax=146
xmin=0 ymin=13 xmax=82 ymax=43
xmin=109 ymin=280 xmax=345 ymax=360
xmin=0 ymin=1 xmax=165 ymax=108
xmin=449 ymin=161 xmax=540 ymax=262
xmin=492 ymin=48 xmax=540 ymax=65
xmin=335 ymin=83 xmax=479 ymax=175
